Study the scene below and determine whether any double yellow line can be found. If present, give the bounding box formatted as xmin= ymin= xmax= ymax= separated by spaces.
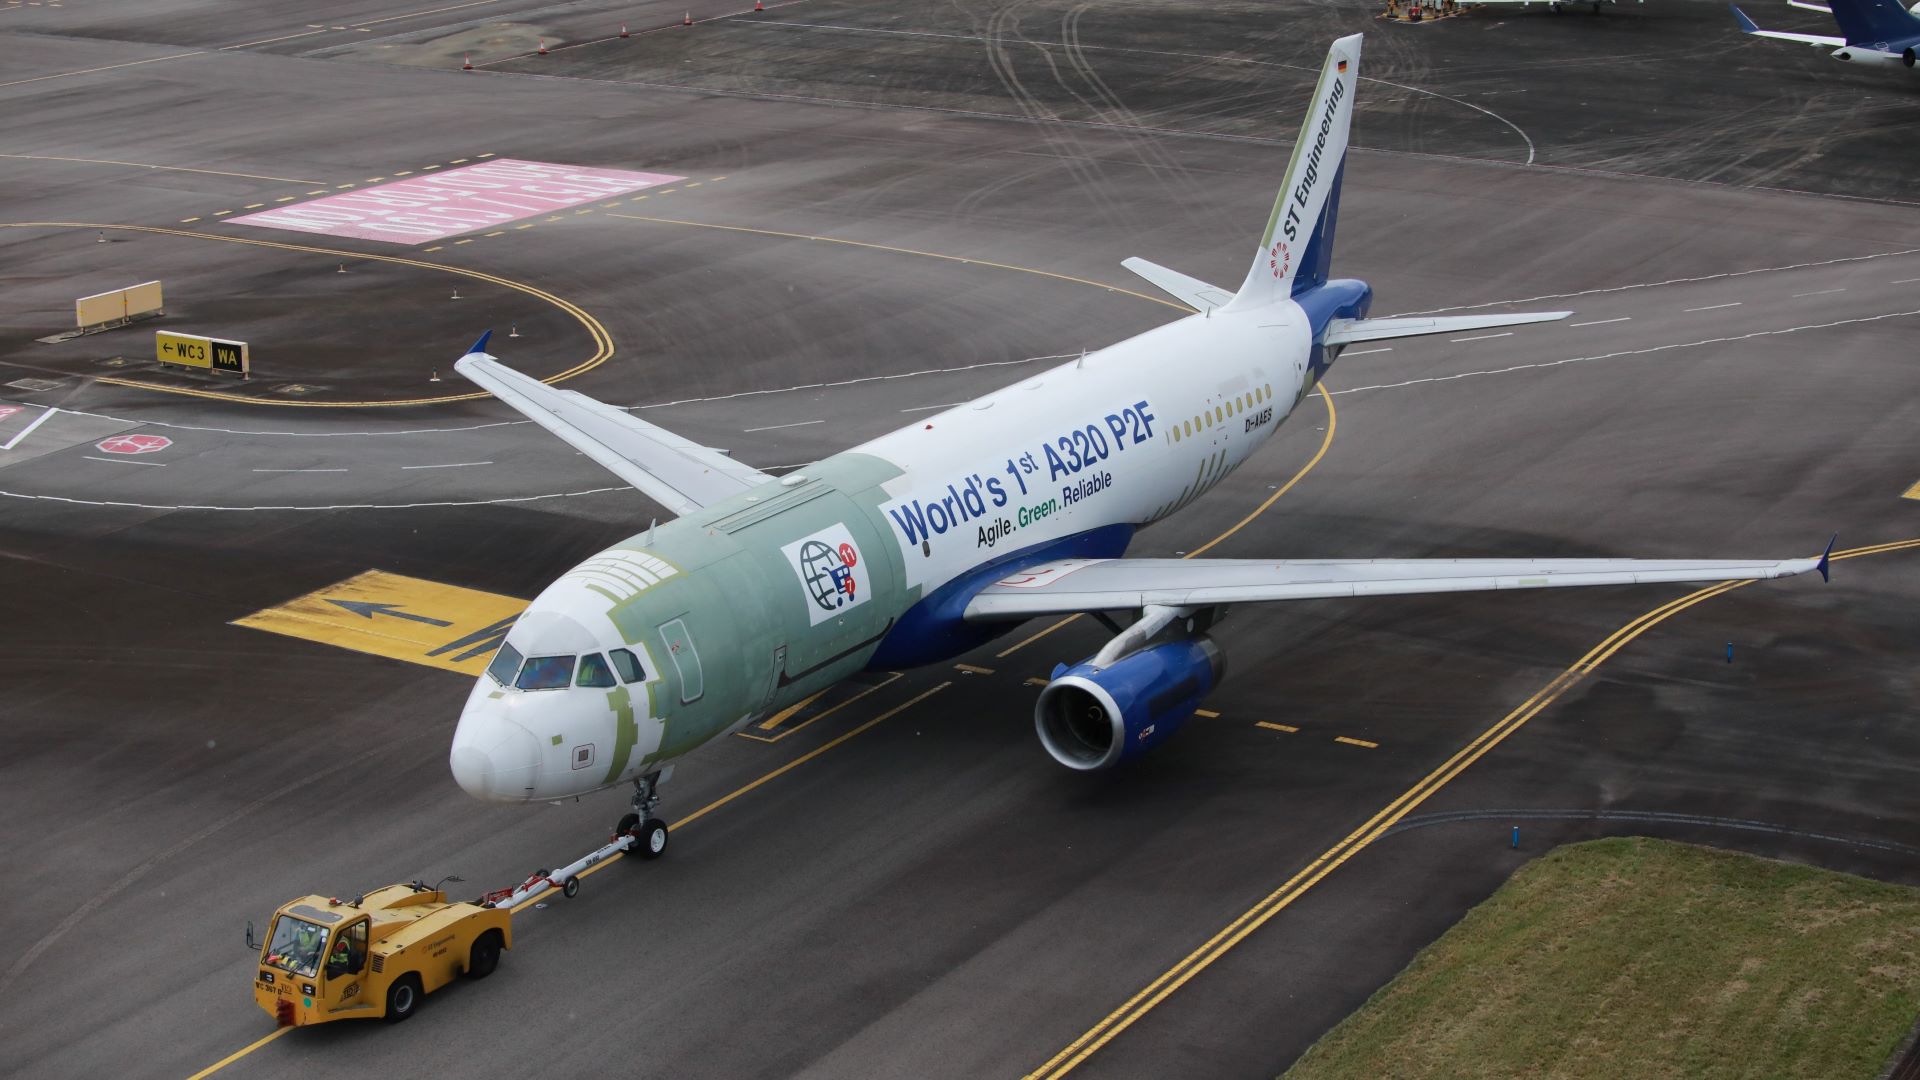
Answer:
xmin=1028 ymin=536 xmax=1919 ymax=1078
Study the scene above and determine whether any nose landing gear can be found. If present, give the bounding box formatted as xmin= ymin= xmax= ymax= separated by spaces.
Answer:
xmin=615 ymin=770 xmax=671 ymax=861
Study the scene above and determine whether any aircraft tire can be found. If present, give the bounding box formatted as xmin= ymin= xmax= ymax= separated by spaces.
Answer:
xmin=638 ymin=818 xmax=670 ymax=860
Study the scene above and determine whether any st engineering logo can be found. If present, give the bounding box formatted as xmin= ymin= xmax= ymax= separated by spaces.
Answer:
xmin=781 ymin=523 xmax=872 ymax=626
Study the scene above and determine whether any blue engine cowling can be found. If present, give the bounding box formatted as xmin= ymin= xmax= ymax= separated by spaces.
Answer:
xmin=1034 ymin=637 xmax=1226 ymax=770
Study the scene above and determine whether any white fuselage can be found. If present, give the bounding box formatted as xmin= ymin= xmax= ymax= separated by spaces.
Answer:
xmin=858 ymin=302 xmax=1314 ymax=595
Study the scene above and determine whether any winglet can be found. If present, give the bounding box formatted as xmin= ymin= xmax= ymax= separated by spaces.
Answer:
xmin=464 ymin=330 xmax=494 ymax=357
xmin=1729 ymin=3 xmax=1761 ymax=33
xmin=1817 ymin=533 xmax=1836 ymax=583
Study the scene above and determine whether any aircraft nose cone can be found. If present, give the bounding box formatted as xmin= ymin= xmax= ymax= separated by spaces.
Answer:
xmin=449 ymin=710 xmax=542 ymax=802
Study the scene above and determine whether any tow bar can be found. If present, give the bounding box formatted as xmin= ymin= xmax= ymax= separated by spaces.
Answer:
xmin=479 ymin=831 xmax=638 ymax=909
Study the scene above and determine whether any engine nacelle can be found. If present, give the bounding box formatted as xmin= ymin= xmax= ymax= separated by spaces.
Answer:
xmin=1035 ymin=637 xmax=1225 ymax=770
xmin=1906 ymin=46 xmax=1917 ymax=68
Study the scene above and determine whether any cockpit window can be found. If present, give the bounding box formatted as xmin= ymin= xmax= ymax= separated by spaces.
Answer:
xmin=576 ymin=653 xmax=616 ymax=688
xmin=487 ymin=642 xmax=525 ymax=687
xmin=609 ymin=648 xmax=649 ymax=684
xmin=263 ymin=915 xmax=328 ymax=978
xmin=516 ymin=655 xmax=575 ymax=690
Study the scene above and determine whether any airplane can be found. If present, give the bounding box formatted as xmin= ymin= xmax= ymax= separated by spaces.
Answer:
xmin=445 ymin=33 xmax=1830 ymax=856
xmin=1731 ymin=0 xmax=1920 ymax=68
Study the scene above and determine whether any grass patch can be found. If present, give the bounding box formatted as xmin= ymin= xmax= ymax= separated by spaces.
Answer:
xmin=1284 ymin=837 xmax=1920 ymax=1080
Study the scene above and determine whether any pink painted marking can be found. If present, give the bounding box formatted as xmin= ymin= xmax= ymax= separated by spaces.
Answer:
xmin=231 ymin=159 xmax=685 ymax=245
xmin=97 ymin=433 xmax=172 ymax=455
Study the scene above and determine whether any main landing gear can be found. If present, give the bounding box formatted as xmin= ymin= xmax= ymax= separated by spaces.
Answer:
xmin=615 ymin=770 xmax=670 ymax=861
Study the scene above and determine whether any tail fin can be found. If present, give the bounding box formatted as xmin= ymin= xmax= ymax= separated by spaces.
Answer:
xmin=1222 ymin=34 xmax=1362 ymax=313
xmin=1828 ymin=0 xmax=1920 ymax=44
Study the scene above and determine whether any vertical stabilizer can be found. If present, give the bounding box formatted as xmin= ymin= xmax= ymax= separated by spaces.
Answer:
xmin=1828 ymin=0 xmax=1920 ymax=44
xmin=1221 ymin=34 xmax=1361 ymax=313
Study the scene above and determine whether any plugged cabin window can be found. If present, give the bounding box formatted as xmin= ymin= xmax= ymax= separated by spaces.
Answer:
xmin=486 ymin=642 xmax=525 ymax=687
xmin=609 ymin=648 xmax=648 ymax=684
xmin=1215 ymin=406 xmax=1224 ymax=423
xmin=516 ymin=655 xmax=575 ymax=690
xmin=576 ymin=652 xmax=616 ymax=689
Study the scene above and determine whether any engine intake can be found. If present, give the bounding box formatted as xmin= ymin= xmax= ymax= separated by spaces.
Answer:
xmin=1035 ymin=637 xmax=1225 ymax=770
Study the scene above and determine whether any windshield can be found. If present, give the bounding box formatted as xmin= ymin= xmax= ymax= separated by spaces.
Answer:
xmin=487 ymin=642 xmax=525 ymax=687
xmin=516 ymin=655 xmax=575 ymax=690
xmin=263 ymin=915 xmax=329 ymax=978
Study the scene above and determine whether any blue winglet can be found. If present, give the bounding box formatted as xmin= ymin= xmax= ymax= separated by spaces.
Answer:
xmin=1817 ymin=532 xmax=1836 ymax=583
xmin=1729 ymin=3 xmax=1761 ymax=33
xmin=464 ymin=330 xmax=493 ymax=357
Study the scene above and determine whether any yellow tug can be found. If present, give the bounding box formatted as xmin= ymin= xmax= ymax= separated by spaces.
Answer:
xmin=251 ymin=882 xmax=511 ymax=1026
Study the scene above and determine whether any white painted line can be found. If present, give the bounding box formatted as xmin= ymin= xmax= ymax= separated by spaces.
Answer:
xmin=0 ymin=407 xmax=57 ymax=451
xmin=1569 ymin=317 xmax=1631 ymax=327
xmin=1684 ymin=302 xmax=1743 ymax=312
xmin=1890 ymin=278 xmax=1920 ymax=285
xmin=900 ymin=402 xmax=965 ymax=413
xmin=1792 ymin=288 xmax=1845 ymax=298
xmin=83 ymin=455 xmax=166 ymax=467
xmin=400 ymin=461 xmax=493 ymax=470
xmin=1449 ymin=332 xmax=1513 ymax=343
xmin=252 ymin=467 xmax=348 ymax=473
xmin=1342 ymin=346 xmax=1393 ymax=356
xmin=743 ymin=419 xmax=824 ymax=432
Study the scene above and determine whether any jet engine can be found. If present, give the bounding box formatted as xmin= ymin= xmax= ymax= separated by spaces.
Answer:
xmin=1035 ymin=637 xmax=1225 ymax=770
xmin=1905 ymin=46 xmax=1916 ymax=68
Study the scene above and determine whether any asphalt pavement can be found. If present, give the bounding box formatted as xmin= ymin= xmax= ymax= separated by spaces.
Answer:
xmin=2 ymin=1 xmax=1917 ymax=1078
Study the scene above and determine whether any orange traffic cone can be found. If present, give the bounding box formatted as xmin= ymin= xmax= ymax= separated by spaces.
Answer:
xmin=462 ymin=53 xmax=472 ymax=70
xmin=620 ymin=23 xmax=630 ymax=36
xmin=537 ymin=37 xmax=548 ymax=54
xmin=683 ymin=11 xmax=693 ymax=25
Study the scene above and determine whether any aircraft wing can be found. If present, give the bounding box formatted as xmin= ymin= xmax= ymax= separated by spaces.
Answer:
xmin=1788 ymin=0 xmax=1833 ymax=12
xmin=1322 ymin=311 xmax=1571 ymax=346
xmin=1730 ymin=4 xmax=1845 ymax=44
xmin=454 ymin=333 xmax=773 ymax=516
xmin=962 ymin=547 xmax=1829 ymax=620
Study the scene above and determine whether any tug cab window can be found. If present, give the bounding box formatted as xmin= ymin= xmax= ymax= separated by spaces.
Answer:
xmin=326 ymin=919 xmax=368 ymax=979
xmin=263 ymin=916 xmax=329 ymax=979
xmin=516 ymin=655 xmax=576 ymax=690
xmin=487 ymin=642 xmax=525 ymax=687
xmin=609 ymin=648 xmax=649 ymax=684
xmin=576 ymin=652 xmax=616 ymax=688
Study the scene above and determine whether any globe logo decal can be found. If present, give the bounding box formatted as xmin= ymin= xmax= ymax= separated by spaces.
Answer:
xmin=797 ymin=539 xmax=857 ymax=611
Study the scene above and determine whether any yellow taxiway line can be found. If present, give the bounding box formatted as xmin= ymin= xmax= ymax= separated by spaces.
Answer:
xmin=1026 ymin=538 xmax=1920 ymax=1078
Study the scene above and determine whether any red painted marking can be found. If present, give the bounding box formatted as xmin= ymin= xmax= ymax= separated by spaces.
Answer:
xmin=838 ymin=542 xmax=858 ymax=568
xmin=0 ymin=406 xmax=21 ymax=422
xmin=231 ymin=160 xmax=685 ymax=245
xmin=95 ymin=433 xmax=172 ymax=455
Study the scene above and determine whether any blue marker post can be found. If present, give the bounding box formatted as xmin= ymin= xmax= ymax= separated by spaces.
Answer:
xmin=1726 ymin=641 xmax=1734 ymax=664
xmin=1510 ymin=826 xmax=1520 ymax=850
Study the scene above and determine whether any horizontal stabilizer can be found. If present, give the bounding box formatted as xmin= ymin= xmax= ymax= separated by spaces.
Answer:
xmin=964 ymin=552 xmax=1823 ymax=621
xmin=1121 ymin=257 xmax=1235 ymax=312
xmin=455 ymin=348 xmax=772 ymax=516
xmin=1322 ymin=310 xmax=1571 ymax=347
xmin=1730 ymin=3 xmax=1845 ymax=43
